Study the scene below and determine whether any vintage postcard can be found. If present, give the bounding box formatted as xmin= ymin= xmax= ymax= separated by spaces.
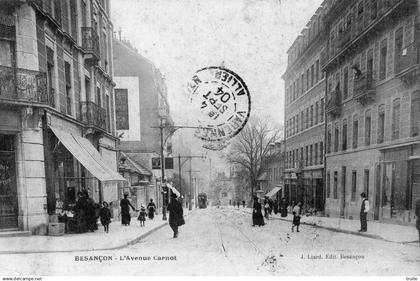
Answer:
xmin=0 ymin=0 xmax=419 ymax=278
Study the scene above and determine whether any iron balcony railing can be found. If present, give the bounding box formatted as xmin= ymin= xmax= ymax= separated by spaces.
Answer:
xmin=325 ymin=89 xmax=342 ymax=117
xmin=81 ymin=27 xmax=100 ymax=62
xmin=0 ymin=65 xmax=54 ymax=107
xmin=80 ymin=101 xmax=107 ymax=131
xmin=395 ymin=43 xmax=419 ymax=75
xmin=337 ymin=29 xmax=351 ymax=49
xmin=353 ymin=72 xmax=375 ymax=103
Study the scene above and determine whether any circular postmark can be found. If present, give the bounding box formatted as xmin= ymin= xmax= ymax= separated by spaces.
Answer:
xmin=187 ymin=66 xmax=251 ymax=142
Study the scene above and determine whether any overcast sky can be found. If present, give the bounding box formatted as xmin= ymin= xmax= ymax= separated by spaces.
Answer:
xmin=111 ymin=0 xmax=324 ymax=127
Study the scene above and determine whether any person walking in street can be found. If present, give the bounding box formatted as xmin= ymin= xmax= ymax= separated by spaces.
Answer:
xmin=292 ymin=201 xmax=302 ymax=232
xmin=268 ymin=198 xmax=273 ymax=215
xmin=138 ymin=206 xmax=146 ymax=227
xmin=74 ymin=191 xmax=88 ymax=233
xmin=99 ymin=201 xmax=111 ymax=233
xmin=120 ymin=193 xmax=136 ymax=226
xmin=273 ymin=199 xmax=279 ymax=215
xmin=83 ymin=190 xmax=97 ymax=232
xmin=415 ymin=199 xmax=420 ymax=245
xmin=167 ymin=192 xmax=184 ymax=238
xmin=147 ymin=199 xmax=156 ymax=220
xmin=263 ymin=197 xmax=270 ymax=220
xmin=242 ymin=200 xmax=246 ymax=208
xmin=359 ymin=192 xmax=369 ymax=232
xmin=280 ymin=197 xmax=288 ymax=218
xmin=252 ymin=196 xmax=264 ymax=226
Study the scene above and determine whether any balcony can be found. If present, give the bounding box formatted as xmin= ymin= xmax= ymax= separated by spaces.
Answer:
xmin=325 ymin=90 xmax=341 ymax=117
xmin=353 ymin=73 xmax=375 ymax=105
xmin=0 ymin=65 xmax=54 ymax=107
xmin=395 ymin=43 xmax=419 ymax=78
xmin=81 ymin=27 xmax=100 ymax=64
xmin=337 ymin=29 xmax=351 ymax=49
xmin=80 ymin=101 xmax=107 ymax=132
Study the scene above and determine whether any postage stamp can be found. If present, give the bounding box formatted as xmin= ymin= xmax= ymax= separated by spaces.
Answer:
xmin=187 ymin=66 xmax=251 ymax=143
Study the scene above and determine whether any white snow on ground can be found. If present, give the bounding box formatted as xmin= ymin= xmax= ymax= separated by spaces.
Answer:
xmin=0 ymin=207 xmax=418 ymax=276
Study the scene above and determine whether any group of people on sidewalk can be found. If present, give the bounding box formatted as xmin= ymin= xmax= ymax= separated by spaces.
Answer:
xmin=119 ymin=193 xmax=157 ymax=228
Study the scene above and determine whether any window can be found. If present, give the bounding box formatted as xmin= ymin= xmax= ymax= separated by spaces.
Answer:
xmin=315 ymin=102 xmax=319 ymax=125
xmin=342 ymin=166 xmax=346 ymax=201
xmin=306 ymin=69 xmax=310 ymax=89
xmin=320 ymin=98 xmax=324 ymax=122
xmin=411 ymin=91 xmax=420 ymax=137
xmin=301 ymin=74 xmax=304 ymax=94
xmin=353 ymin=116 xmax=359 ymax=148
xmin=342 ymin=120 xmax=348 ymax=151
xmin=364 ymin=169 xmax=370 ymax=196
xmin=351 ymin=170 xmax=357 ymax=201
xmin=326 ymin=171 xmax=331 ymax=198
xmin=365 ymin=110 xmax=371 ymax=146
xmin=392 ymin=98 xmax=400 ymax=140
xmin=320 ymin=142 xmax=324 ymax=164
xmin=343 ymin=67 xmax=349 ymax=100
xmin=96 ymin=86 xmax=101 ymax=106
xmin=311 ymin=64 xmax=314 ymax=87
xmin=310 ymin=105 xmax=314 ymax=127
xmin=379 ymin=39 xmax=387 ymax=80
xmin=305 ymin=108 xmax=309 ymax=129
xmin=304 ymin=146 xmax=308 ymax=166
xmin=301 ymin=111 xmax=304 ymax=131
xmin=314 ymin=143 xmax=318 ymax=165
xmin=315 ymin=59 xmax=320 ymax=82
xmin=377 ymin=104 xmax=385 ymax=143
xmin=395 ymin=27 xmax=404 ymax=73
xmin=64 ymin=61 xmax=72 ymax=115
xmin=296 ymin=114 xmax=300 ymax=132
xmin=333 ymin=171 xmax=338 ymax=199
xmin=327 ymin=126 xmax=332 ymax=153
xmin=309 ymin=144 xmax=313 ymax=166
xmin=371 ymin=0 xmax=377 ymax=20
xmin=334 ymin=123 xmax=339 ymax=152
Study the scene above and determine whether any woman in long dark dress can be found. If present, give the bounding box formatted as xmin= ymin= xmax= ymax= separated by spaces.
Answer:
xmin=74 ymin=191 xmax=88 ymax=233
xmin=120 ymin=193 xmax=136 ymax=226
xmin=280 ymin=197 xmax=288 ymax=217
xmin=252 ymin=196 xmax=264 ymax=226
xmin=147 ymin=199 xmax=157 ymax=220
xmin=167 ymin=193 xmax=184 ymax=238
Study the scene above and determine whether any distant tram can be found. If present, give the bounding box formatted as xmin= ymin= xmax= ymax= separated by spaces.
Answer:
xmin=198 ymin=193 xmax=207 ymax=209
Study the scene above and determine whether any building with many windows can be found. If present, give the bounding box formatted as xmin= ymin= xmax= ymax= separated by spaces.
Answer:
xmin=0 ymin=0 xmax=124 ymax=234
xmin=322 ymin=0 xmax=419 ymax=224
xmin=282 ymin=3 xmax=327 ymax=212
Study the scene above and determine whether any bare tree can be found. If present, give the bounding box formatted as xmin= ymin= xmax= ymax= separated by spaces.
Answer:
xmin=224 ymin=118 xmax=282 ymax=200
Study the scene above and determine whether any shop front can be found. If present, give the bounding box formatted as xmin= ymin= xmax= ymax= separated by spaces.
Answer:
xmin=0 ymin=135 xmax=17 ymax=230
xmin=378 ymin=142 xmax=420 ymax=224
xmin=302 ymin=168 xmax=324 ymax=212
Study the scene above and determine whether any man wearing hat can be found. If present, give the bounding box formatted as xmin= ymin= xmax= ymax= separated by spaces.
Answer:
xmin=167 ymin=192 xmax=184 ymax=238
xmin=359 ymin=192 xmax=369 ymax=232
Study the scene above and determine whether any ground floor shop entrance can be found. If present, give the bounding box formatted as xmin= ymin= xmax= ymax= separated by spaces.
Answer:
xmin=0 ymin=135 xmax=18 ymax=230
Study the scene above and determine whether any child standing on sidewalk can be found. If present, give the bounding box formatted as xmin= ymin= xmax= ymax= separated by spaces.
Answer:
xmin=138 ymin=206 xmax=146 ymax=227
xmin=292 ymin=202 xmax=302 ymax=232
xmin=99 ymin=201 xmax=111 ymax=233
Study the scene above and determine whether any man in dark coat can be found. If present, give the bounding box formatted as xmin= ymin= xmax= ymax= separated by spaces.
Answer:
xmin=167 ymin=193 xmax=183 ymax=238
xmin=120 ymin=193 xmax=136 ymax=226
xmin=252 ymin=196 xmax=264 ymax=226
xmin=74 ymin=191 xmax=88 ymax=233
xmin=359 ymin=192 xmax=369 ymax=232
xmin=280 ymin=197 xmax=288 ymax=217
xmin=147 ymin=199 xmax=157 ymax=220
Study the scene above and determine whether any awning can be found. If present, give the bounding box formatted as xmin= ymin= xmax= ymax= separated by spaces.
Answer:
xmin=266 ymin=186 xmax=282 ymax=198
xmin=166 ymin=183 xmax=180 ymax=197
xmin=50 ymin=126 xmax=126 ymax=182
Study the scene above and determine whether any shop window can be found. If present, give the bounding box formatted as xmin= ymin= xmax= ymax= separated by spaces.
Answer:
xmin=351 ymin=171 xmax=357 ymax=201
xmin=379 ymin=39 xmax=387 ymax=80
xmin=411 ymin=91 xmax=420 ymax=137
xmin=365 ymin=110 xmax=371 ymax=146
xmin=333 ymin=171 xmax=338 ymax=199
xmin=353 ymin=116 xmax=359 ymax=148
xmin=342 ymin=119 xmax=348 ymax=151
xmin=392 ymin=98 xmax=400 ymax=140
xmin=377 ymin=104 xmax=385 ymax=143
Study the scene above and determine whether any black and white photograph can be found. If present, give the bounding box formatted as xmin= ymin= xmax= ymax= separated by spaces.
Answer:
xmin=0 ymin=0 xmax=419 ymax=278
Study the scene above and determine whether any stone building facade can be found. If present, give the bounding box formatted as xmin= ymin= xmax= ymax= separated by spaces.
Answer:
xmin=322 ymin=0 xmax=420 ymax=224
xmin=0 ymin=0 xmax=123 ymax=234
xmin=282 ymin=4 xmax=327 ymax=212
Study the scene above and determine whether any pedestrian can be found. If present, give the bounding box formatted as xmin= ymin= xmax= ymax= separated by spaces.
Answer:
xmin=292 ymin=201 xmax=302 ymax=232
xmin=273 ymin=199 xmax=279 ymax=215
xmin=263 ymin=197 xmax=270 ymax=220
xmin=120 ymin=193 xmax=136 ymax=226
xmin=167 ymin=192 xmax=184 ymax=238
xmin=137 ymin=206 xmax=146 ymax=227
xmin=74 ymin=191 xmax=88 ymax=233
xmin=147 ymin=199 xmax=156 ymax=220
xmin=237 ymin=201 xmax=240 ymax=208
xmin=268 ymin=198 xmax=273 ymax=215
xmin=415 ymin=199 xmax=420 ymax=245
xmin=99 ymin=201 xmax=111 ymax=233
xmin=242 ymin=200 xmax=245 ymax=208
xmin=252 ymin=196 xmax=265 ymax=226
xmin=280 ymin=197 xmax=288 ymax=217
xmin=359 ymin=192 xmax=369 ymax=232
xmin=83 ymin=190 xmax=97 ymax=232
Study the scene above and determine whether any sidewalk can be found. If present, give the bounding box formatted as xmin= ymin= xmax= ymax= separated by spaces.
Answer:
xmin=232 ymin=206 xmax=418 ymax=244
xmin=0 ymin=208 xmax=191 ymax=255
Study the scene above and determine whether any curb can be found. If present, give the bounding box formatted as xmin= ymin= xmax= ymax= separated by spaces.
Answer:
xmin=236 ymin=208 xmax=415 ymax=245
xmin=0 ymin=210 xmax=193 ymax=255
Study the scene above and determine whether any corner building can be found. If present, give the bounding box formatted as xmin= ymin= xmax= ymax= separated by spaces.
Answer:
xmin=282 ymin=4 xmax=327 ymax=212
xmin=0 ymin=0 xmax=124 ymax=234
xmin=322 ymin=0 xmax=420 ymax=224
